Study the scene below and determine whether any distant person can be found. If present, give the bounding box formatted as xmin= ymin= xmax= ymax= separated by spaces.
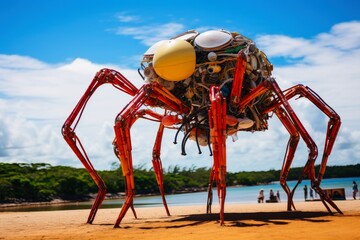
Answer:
xmin=333 ymin=191 xmax=342 ymax=200
xmin=310 ymin=188 xmax=314 ymax=200
xmin=353 ymin=181 xmax=358 ymax=200
xmin=269 ymin=189 xmax=274 ymax=198
xmin=276 ymin=190 xmax=281 ymax=202
xmin=258 ymin=189 xmax=264 ymax=203
xmin=269 ymin=189 xmax=277 ymax=202
xmin=303 ymin=185 xmax=308 ymax=201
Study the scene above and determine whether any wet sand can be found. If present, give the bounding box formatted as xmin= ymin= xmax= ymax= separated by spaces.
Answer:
xmin=1 ymin=200 xmax=359 ymax=240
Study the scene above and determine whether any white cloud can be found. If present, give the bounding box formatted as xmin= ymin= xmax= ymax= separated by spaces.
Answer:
xmin=115 ymin=23 xmax=185 ymax=46
xmin=316 ymin=21 xmax=360 ymax=50
xmin=0 ymin=55 xmax=145 ymax=169
xmin=0 ymin=21 xmax=359 ymax=173
xmin=254 ymin=21 xmax=360 ymax=169
xmin=115 ymin=12 xmax=139 ymax=23
xmin=257 ymin=21 xmax=360 ymax=62
xmin=256 ymin=21 xmax=360 ymax=129
xmin=0 ymin=54 xmax=49 ymax=69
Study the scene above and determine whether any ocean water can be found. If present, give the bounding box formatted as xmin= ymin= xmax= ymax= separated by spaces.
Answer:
xmin=130 ymin=177 xmax=360 ymax=207
xmin=2 ymin=177 xmax=359 ymax=212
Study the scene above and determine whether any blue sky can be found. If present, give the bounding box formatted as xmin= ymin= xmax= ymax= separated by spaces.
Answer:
xmin=2 ymin=0 xmax=359 ymax=64
xmin=0 ymin=0 xmax=359 ymax=172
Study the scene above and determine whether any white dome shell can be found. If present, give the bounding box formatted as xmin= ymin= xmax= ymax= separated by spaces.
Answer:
xmin=194 ymin=30 xmax=233 ymax=51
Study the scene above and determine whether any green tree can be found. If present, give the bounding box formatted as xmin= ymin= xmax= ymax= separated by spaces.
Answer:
xmin=56 ymin=176 xmax=90 ymax=200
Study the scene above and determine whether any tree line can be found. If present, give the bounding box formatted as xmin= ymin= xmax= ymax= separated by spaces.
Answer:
xmin=0 ymin=162 xmax=359 ymax=203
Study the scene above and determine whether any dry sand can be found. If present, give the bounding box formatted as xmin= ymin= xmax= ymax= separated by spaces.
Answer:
xmin=0 ymin=200 xmax=359 ymax=240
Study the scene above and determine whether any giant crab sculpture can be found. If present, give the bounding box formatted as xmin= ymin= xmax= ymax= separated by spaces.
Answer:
xmin=62 ymin=29 xmax=342 ymax=227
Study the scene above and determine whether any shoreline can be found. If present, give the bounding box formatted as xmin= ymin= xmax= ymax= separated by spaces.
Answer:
xmin=0 ymin=199 xmax=74 ymax=209
xmin=0 ymin=191 xmax=353 ymax=211
xmin=2 ymin=176 xmax=357 ymax=211
xmin=0 ymin=188 xmax=210 ymax=210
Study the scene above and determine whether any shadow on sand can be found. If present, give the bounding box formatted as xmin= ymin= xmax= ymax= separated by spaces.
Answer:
xmin=137 ymin=211 xmax=331 ymax=229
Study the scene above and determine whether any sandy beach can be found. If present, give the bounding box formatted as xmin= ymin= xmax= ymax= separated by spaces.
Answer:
xmin=1 ymin=200 xmax=359 ymax=240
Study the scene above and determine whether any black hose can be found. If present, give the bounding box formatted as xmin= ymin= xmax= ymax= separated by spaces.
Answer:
xmin=181 ymin=130 xmax=192 ymax=155
xmin=207 ymin=128 xmax=213 ymax=156
xmin=195 ymin=117 xmax=208 ymax=154
xmin=173 ymin=107 xmax=208 ymax=144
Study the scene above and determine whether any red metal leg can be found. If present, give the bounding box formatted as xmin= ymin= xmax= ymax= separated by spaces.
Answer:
xmin=125 ymin=177 xmax=137 ymax=219
xmin=282 ymin=85 xmax=341 ymax=184
xmin=112 ymin=84 xmax=187 ymax=227
xmin=267 ymin=79 xmax=342 ymax=214
xmin=208 ymin=86 xmax=227 ymax=225
xmin=152 ymin=121 xmax=170 ymax=216
xmin=230 ymin=54 xmax=246 ymax=109
xmin=62 ymin=131 xmax=107 ymax=224
xmin=264 ymin=84 xmax=341 ymax=185
xmin=274 ymin=107 xmax=299 ymax=211
xmin=113 ymin=116 xmax=136 ymax=228
xmin=62 ymin=68 xmax=138 ymax=224
xmin=206 ymin=165 xmax=216 ymax=214
xmin=239 ymin=78 xmax=341 ymax=214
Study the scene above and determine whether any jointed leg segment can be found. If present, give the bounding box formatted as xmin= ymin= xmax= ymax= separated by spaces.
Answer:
xmin=62 ymin=68 xmax=139 ymax=224
xmin=208 ymin=86 xmax=227 ymax=225
xmin=263 ymin=79 xmax=341 ymax=214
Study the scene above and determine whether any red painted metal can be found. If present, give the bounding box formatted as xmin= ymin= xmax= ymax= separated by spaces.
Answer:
xmin=230 ymin=53 xmax=246 ymax=109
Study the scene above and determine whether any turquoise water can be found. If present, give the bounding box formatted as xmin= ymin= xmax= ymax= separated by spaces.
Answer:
xmin=131 ymin=177 xmax=359 ymax=207
xmin=2 ymin=177 xmax=359 ymax=212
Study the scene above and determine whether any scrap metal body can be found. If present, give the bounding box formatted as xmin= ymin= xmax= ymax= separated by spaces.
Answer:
xmin=62 ymin=29 xmax=342 ymax=227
